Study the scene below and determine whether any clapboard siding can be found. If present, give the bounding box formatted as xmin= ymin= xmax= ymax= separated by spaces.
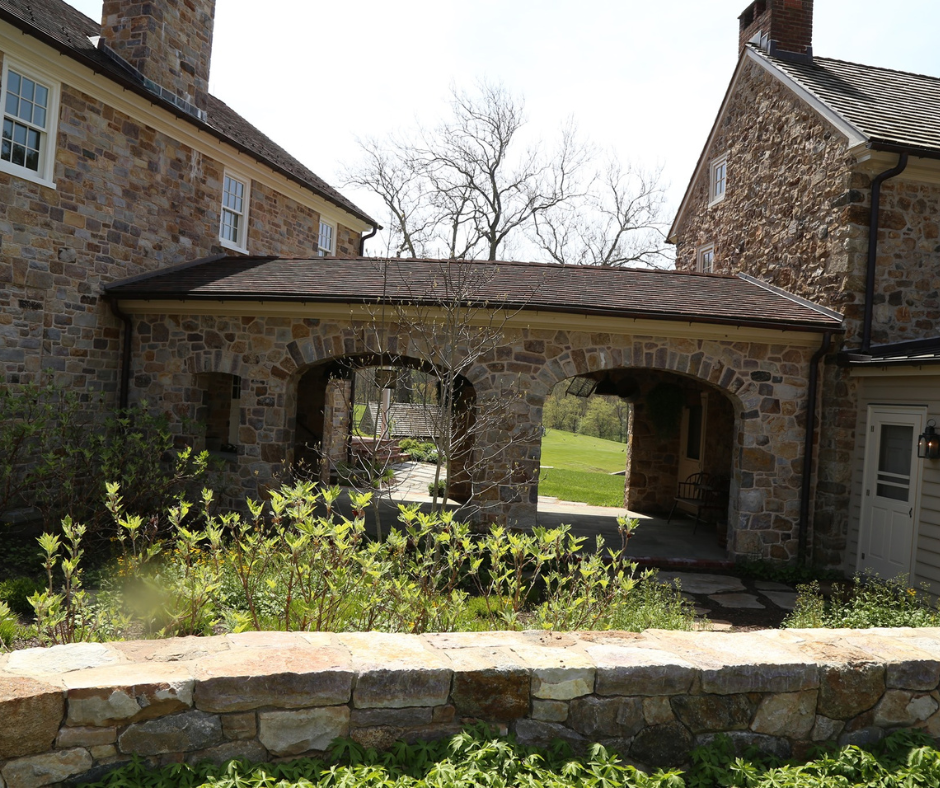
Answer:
xmin=844 ymin=373 xmax=940 ymax=595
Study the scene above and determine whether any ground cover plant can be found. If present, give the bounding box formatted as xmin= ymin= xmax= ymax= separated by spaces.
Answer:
xmin=78 ymin=725 xmax=940 ymax=788
xmin=784 ymin=573 xmax=940 ymax=629
xmin=8 ymin=480 xmax=696 ymax=646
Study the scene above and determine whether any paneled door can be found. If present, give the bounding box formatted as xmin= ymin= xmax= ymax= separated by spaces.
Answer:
xmin=857 ymin=406 xmax=925 ymax=579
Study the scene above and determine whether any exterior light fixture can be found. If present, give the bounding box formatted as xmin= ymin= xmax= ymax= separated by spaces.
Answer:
xmin=374 ymin=368 xmax=398 ymax=390
xmin=918 ymin=420 xmax=940 ymax=460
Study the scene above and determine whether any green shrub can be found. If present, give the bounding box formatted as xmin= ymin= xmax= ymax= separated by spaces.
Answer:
xmin=0 ymin=601 xmax=18 ymax=648
xmin=27 ymin=483 xmax=694 ymax=642
xmin=784 ymin=574 xmax=940 ymax=629
xmin=0 ymin=576 xmax=45 ymax=617
xmin=428 ymin=479 xmax=446 ymax=497
xmin=400 ymin=438 xmax=439 ymax=462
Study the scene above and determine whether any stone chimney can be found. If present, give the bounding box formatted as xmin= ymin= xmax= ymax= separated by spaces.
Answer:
xmin=100 ymin=1 xmax=215 ymax=118
xmin=739 ymin=0 xmax=813 ymax=62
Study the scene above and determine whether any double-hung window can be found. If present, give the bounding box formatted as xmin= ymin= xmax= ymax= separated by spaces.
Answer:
xmin=709 ymin=154 xmax=727 ymax=206
xmin=697 ymin=243 xmax=715 ymax=273
xmin=0 ymin=60 xmax=59 ymax=186
xmin=318 ymin=220 xmax=335 ymax=256
xmin=219 ymin=171 xmax=250 ymax=251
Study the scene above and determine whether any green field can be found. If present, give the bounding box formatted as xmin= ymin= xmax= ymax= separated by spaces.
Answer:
xmin=540 ymin=429 xmax=627 ymax=473
xmin=539 ymin=429 xmax=626 ymax=507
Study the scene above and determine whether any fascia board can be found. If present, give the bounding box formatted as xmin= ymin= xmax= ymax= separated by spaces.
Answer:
xmin=0 ymin=21 xmax=372 ymax=234
xmin=111 ymin=298 xmax=829 ymax=348
xmin=747 ymin=49 xmax=867 ymax=148
xmin=668 ymin=47 xmax=868 ymax=245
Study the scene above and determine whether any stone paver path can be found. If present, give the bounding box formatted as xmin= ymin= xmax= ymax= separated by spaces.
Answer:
xmin=656 ymin=571 xmax=799 ymax=627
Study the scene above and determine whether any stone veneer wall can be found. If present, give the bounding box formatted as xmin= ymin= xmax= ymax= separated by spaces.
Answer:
xmin=132 ymin=316 xmax=816 ymax=561
xmin=0 ymin=49 xmax=360 ymax=400
xmin=3 ymin=629 xmax=940 ymax=786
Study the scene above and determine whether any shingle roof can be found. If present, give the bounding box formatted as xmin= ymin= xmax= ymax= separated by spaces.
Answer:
xmin=759 ymin=47 xmax=940 ymax=156
xmin=0 ymin=0 xmax=375 ymax=226
xmin=105 ymin=256 xmax=843 ymax=332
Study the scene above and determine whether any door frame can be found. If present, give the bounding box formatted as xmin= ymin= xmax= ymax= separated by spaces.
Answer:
xmin=855 ymin=404 xmax=926 ymax=578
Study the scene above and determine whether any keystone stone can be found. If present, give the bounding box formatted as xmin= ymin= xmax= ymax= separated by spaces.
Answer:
xmin=0 ymin=675 xmax=64 ymax=759
xmin=568 ymin=696 xmax=644 ymax=738
xmin=194 ymin=648 xmax=353 ymax=712
xmin=258 ymin=706 xmax=350 ymax=756
xmin=118 ymin=710 xmax=223 ymax=755
xmin=818 ymin=663 xmax=885 ymax=720
xmin=671 ymin=694 xmax=754 ymax=734
xmin=751 ymin=691 xmax=817 ymax=738
xmin=1 ymin=748 xmax=93 ymax=788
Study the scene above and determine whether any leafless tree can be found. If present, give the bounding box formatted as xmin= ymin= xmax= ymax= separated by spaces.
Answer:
xmin=344 ymin=81 xmax=670 ymax=267
xmin=533 ymin=159 xmax=673 ymax=268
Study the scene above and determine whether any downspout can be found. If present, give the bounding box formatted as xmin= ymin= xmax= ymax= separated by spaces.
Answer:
xmin=359 ymin=226 xmax=378 ymax=256
xmin=109 ymin=299 xmax=133 ymax=410
xmin=861 ymin=153 xmax=909 ymax=353
xmin=798 ymin=329 xmax=832 ymax=565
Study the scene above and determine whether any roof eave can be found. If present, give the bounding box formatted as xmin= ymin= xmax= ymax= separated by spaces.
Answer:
xmin=0 ymin=8 xmax=378 ymax=230
xmin=106 ymin=291 xmax=841 ymax=333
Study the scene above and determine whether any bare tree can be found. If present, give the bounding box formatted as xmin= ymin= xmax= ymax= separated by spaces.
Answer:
xmin=345 ymin=81 xmax=589 ymax=262
xmin=533 ymin=160 xmax=673 ymax=268
xmin=344 ymin=81 xmax=670 ymax=267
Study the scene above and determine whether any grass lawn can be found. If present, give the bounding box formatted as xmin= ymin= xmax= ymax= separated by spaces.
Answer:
xmin=540 ymin=429 xmax=627 ymax=473
xmin=538 ymin=467 xmax=625 ymax=508
xmin=539 ymin=430 xmax=626 ymax=507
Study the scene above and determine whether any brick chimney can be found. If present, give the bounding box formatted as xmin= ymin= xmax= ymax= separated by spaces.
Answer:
xmin=739 ymin=0 xmax=813 ymax=62
xmin=100 ymin=1 xmax=215 ymax=118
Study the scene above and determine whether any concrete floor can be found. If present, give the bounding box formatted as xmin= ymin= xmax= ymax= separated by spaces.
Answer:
xmin=355 ymin=462 xmax=730 ymax=567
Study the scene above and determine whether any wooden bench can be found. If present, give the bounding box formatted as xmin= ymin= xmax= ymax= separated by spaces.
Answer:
xmin=667 ymin=472 xmax=727 ymax=533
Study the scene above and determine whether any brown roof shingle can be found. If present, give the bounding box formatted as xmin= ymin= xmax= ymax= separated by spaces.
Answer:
xmin=0 ymin=0 xmax=375 ymax=226
xmin=106 ymin=256 xmax=843 ymax=332
xmin=759 ymin=47 xmax=940 ymax=157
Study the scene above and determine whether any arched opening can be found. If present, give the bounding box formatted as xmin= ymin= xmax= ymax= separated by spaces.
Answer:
xmin=539 ymin=367 xmax=737 ymax=562
xmin=290 ymin=354 xmax=477 ymax=506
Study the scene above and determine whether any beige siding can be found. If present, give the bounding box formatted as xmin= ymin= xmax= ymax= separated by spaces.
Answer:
xmin=846 ymin=373 xmax=940 ymax=594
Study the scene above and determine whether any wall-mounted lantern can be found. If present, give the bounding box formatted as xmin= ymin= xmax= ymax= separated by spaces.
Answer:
xmin=918 ymin=420 xmax=940 ymax=460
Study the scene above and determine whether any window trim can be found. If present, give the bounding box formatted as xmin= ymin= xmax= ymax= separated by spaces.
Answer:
xmin=697 ymin=243 xmax=715 ymax=273
xmin=318 ymin=218 xmax=335 ymax=256
xmin=219 ymin=169 xmax=251 ymax=253
xmin=0 ymin=58 xmax=60 ymax=189
xmin=708 ymin=154 xmax=727 ymax=206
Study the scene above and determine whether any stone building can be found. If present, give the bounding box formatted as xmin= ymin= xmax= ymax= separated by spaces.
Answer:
xmin=0 ymin=0 xmax=376 ymax=401
xmin=669 ymin=0 xmax=940 ymax=587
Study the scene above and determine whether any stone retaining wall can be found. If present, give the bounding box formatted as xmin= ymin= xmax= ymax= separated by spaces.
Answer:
xmin=3 ymin=628 xmax=940 ymax=786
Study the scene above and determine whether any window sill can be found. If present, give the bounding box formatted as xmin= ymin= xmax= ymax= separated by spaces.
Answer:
xmin=219 ymin=238 xmax=249 ymax=255
xmin=0 ymin=163 xmax=56 ymax=190
xmin=707 ymin=193 xmax=726 ymax=208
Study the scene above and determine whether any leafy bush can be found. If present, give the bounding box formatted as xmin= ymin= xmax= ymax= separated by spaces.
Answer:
xmin=400 ymin=438 xmax=439 ymax=462
xmin=79 ymin=726 xmax=940 ymax=788
xmin=428 ymin=479 xmax=447 ymax=497
xmin=26 ymin=483 xmax=694 ymax=643
xmin=81 ymin=724 xmax=683 ymax=788
xmin=0 ymin=601 xmax=18 ymax=648
xmin=784 ymin=573 xmax=940 ymax=629
xmin=1 ymin=379 xmax=212 ymax=535
xmin=0 ymin=576 xmax=45 ymax=617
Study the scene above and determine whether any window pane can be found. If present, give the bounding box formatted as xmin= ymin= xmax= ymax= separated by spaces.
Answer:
xmin=878 ymin=424 xmax=913 ymax=477
xmin=33 ymin=106 xmax=46 ymax=129
xmin=20 ymin=77 xmax=34 ymax=103
xmin=5 ymin=93 xmax=18 ymax=116
xmin=7 ymin=71 xmax=20 ymax=97
xmin=13 ymin=123 xmax=26 ymax=145
xmin=11 ymin=142 xmax=24 ymax=166
xmin=35 ymin=84 xmax=48 ymax=110
xmin=24 ymin=147 xmax=39 ymax=171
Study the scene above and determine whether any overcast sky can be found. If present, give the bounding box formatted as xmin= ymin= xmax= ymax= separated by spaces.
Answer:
xmin=65 ymin=0 xmax=940 ymax=240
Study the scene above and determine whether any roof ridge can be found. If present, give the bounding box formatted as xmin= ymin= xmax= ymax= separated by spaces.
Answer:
xmin=810 ymin=53 xmax=940 ymax=85
xmin=352 ymin=257 xmax=740 ymax=277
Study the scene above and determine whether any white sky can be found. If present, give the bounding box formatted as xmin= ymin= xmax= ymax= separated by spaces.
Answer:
xmin=64 ymin=0 xmax=940 ymax=237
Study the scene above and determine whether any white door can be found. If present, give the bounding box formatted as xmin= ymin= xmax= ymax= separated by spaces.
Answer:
xmin=858 ymin=406 xmax=924 ymax=579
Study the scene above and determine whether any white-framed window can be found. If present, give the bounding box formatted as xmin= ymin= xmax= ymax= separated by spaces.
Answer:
xmin=697 ymin=243 xmax=715 ymax=273
xmin=318 ymin=219 xmax=335 ymax=256
xmin=219 ymin=171 xmax=250 ymax=252
xmin=0 ymin=59 xmax=60 ymax=187
xmin=709 ymin=154 xmax=727 ymax=206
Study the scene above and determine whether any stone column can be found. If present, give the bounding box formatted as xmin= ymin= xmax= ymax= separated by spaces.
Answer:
xmin=321 ymin=379 xmax=352 ymax=483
